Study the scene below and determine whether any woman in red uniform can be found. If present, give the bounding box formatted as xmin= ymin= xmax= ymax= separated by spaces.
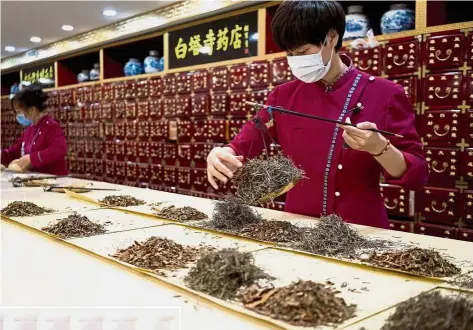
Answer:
xmin=1 ymin=85 xmax=68 ymax=175
xmin=206 ymin=0 xmax=428 ymax=228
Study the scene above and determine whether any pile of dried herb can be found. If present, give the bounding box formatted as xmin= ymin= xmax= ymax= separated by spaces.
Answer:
xmin=1 ymin=201 xmax=54 ymax=217
xmin=210 ymin=196 xmax=263 ymax=230
xmin=235 ymin=153 xmax=305 ymax=205
xmin=240 ymin=280 xmax=356 ymax=327
xmin=99 ymin=195 xmax=145 ymax=207
xmin=154 ymin=205 xmax=207 ymax=222
xmin=111 ymin=237 xmax=208 ymax=276
xmin=293 ymin=214 xmax=390 ymax=258
xmin=185 ymin=248 xmax=271 ymax=300
xmin=41 ymin=213 xmax=106 ymax=239
xmin=381 ymin=291 xmax=473 ymax=330
xmin=237 ymin=220 xmax=303 ymax=243
xmin=367 ymin=248 xmax=461 ymax=277
xmin=448 ymin=271 xmax=473 ymax=289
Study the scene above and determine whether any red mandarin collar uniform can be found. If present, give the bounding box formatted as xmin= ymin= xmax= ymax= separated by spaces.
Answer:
xmin=1 ymin=114 xmax=68 ymax=176
xmin=229 ymin=54 xmax=428 ymax=228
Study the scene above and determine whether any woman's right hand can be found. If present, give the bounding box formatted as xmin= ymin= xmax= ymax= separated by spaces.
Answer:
xmin=207 ymin=146 xmax=244 ymax=189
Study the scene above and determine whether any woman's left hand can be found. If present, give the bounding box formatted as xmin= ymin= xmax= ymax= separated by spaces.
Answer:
xmin=11 ymin=155 xmax=32 ymax=172
xmin=339 ymin=117 xmax=387 ymax=155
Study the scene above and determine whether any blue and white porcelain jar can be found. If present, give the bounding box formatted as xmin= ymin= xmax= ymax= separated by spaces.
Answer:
xmin=344 ymin=6 xmax=370 ymax=41
xmin=10 ymin=83 xmax=19 ymax=95
xmin=158 ymin=56 xmax=165 ymax=72
xmin=144 ymin=50 xmax=160 ymax=73
xmin=77 ymin=70 xmax=90 ymax=83
xmin=124 ymin=58 xmax=144 ymax=76
xmin=89 ymin=63 xmax=100 ymax=81
xmin=381 ymin=4 xmax=415 ymax=35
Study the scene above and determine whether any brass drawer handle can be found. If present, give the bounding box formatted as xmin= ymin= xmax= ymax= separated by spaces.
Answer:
xmin=431 ymin=160 xmax=448 ymax=173
xmin=435 ymin=49 xmax=452 ymax=61
xmin=273 ymin=70 xmax=287 ymax=80
xmin=232 ymin=75 xmax=243 ymax=85
xmin=384 ymin=198 xmax=399 ymax=210
xmin=431 ymin=200 xmax=447 ymax=213
xmin=251 ymin=73 xmax=263 ymax=83
xmin=433 ymin=124 xmax=450 ymax=137
xmin=358 ymin=59 xmax=372 ymax=71
xmin=434 ymin=87 xmax=452 ymax=99
xmin=393 ymin=54 xmax=408 ymax=66
xmin=213 ymin=77 xmax=224 ymax=87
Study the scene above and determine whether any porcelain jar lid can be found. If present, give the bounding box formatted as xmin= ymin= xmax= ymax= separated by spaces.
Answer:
xmin=347 ymin=5 xmax=364 ymax=14
xmin=390 ymin=3 xmax=410 ymax=10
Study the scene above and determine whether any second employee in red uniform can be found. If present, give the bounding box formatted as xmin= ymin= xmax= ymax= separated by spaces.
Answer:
xmin=1 ymin=85 xmax=68 ymax=175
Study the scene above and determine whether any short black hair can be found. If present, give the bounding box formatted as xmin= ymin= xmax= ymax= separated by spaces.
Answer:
xmin=11 ymin=84 xmax=49 ymax=112
xmin=272 ymin=0 xmax=345 ymax=52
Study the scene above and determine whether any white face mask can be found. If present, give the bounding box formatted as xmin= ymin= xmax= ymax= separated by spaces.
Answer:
xmin=287 ymin=36 xmax=334 ymax=83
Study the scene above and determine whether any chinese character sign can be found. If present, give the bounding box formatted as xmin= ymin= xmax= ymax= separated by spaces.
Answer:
xmin=169 ymin=12 xmax=258 ymax=69
xmin=22 ymin=63 xmax=55 ymax=87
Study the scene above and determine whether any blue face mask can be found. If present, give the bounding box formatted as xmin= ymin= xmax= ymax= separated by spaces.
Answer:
xmin=16 ymin=114 xmax=33 ymax=127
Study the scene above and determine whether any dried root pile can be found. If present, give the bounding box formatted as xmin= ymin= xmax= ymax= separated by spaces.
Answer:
xmin=184 ymin=248 xmax=271 ymax=300
xmin=237 ymin=220 xmax=304 ymax=243
xmin=111 ymin=237 xmax=209 ymax=276
xmin=240 ymin=280 xmax=356 ymax=327
xmin=381 ymin=291 xmax=473 ymax=330
xmin=294 ymin=214 xmax=389 ymax=258
xmin=235 ymin=153 xmax=305 ymax=205
xmin=42 ymin=213 xmax=106 ymax=239
xmin=1 ymin=201 xmax=54 ymax=217
xmin=155 ymin=205 xmax=208 ymax=222
xmin=367 ymin=248 xmax=461 ymax=278
xmin=99 ymin=195 xmax=145 ymax=207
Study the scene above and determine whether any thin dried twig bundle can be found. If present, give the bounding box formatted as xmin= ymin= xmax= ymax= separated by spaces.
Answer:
xmin=185 ymin=248 xmax=271 ymax=300
xmin=294 ymin=214 xmax=388 ymax=258
xmin=381 ymin=291 xmax=473 ymax=330
xmin=210 ymin=196 xmax=263 ymax=230
xmin=235 ymin=153 xmax=305 ymax=205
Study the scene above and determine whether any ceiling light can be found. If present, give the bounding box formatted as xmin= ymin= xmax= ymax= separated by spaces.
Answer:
xmin=62 ymin=25 xmax=74 ymax=31
xmin=5 ymin=46 xmax=16 ymax=52
xmin=30 ymin=36 xmax=42 ymax=43
xmin=102 ymin=9 xmax=117 ymax=17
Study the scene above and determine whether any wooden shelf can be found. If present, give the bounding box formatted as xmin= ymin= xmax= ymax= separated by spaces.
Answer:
xmin=341 ymin=1 xmax=416 ymax=37
xmin=0 ymin=71 xmax=20 ymax=96
xmin=427 ymin=0 xmax=473 ymax=28
xmin=57 ymin=51 xmax=100 ymax=87
xmin=103 ymin=35 xmax=164 ymax=80
xmin=6 ymin=0 xmax=473 ymax=92
xmin=265 ymin=1 xmax=419 ymax=54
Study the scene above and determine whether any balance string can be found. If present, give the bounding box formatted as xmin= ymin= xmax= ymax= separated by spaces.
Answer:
xmin=251 ymin=106 xmax=278 ymax=159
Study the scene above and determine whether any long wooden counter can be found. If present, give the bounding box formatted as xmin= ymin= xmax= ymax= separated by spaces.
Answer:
xmin=1 ymin=171 xmax=472 ymax=329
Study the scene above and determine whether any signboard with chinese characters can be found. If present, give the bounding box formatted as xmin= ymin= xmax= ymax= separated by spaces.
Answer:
xmin=169 ymin=11 xmax=258 ymax=69
xmin=22 ymin=63 xmax=55 ymax=87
